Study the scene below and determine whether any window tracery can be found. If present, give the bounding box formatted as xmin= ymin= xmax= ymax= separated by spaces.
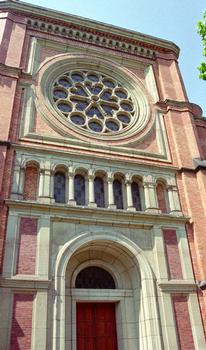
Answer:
xmin=52 ymin=70 xmax=135 ymax=134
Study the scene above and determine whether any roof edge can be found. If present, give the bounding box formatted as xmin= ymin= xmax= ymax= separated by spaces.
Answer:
xmin=0 ymin=0 xmax=180 ymax=57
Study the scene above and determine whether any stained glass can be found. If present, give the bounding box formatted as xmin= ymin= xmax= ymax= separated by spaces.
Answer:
xmin=53 ymin=89 xmax=68 ymax=99
xmin=89 ymin=122 xmax=103 ymax=132
xmin=71 ymin=115 xmax=85 ymax=125
xmin=57 ymin=103 xmax=72 ymax=113
xmin=75 ymin=266 xmax=115 ymax=288
xmin=74 ymin=174 xmax=85 ymax=205
xmin=58 ymin=78 xmax=72 ymax=88
xmin=113 ymin=179 xmax=123 ymax=209
xmin=94 ymin=177 xmax=105 ymax=207
xmin=54 ymin=172 xmax=66 ymax=203
xmin=117 ymin=114 xmax=130 ymax=124
xmin=106 ymin=121 xmax=119 ymax=131
xmin=131 ymin=182 xmax=141 ymax=211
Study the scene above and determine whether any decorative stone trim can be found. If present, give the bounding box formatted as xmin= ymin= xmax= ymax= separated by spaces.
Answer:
xmin=26 ymin=18 xmax=156 ymax=59
xmin=158 ymin=280 xmax=197 ymax=293
xmin=0 ymin=277 xmax=51 ymax=290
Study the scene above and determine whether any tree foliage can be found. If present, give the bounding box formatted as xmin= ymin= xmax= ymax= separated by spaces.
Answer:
xmin=197 ymin=10 xmax=206 ymax=80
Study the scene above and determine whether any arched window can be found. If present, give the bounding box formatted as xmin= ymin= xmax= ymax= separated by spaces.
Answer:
xmin=75 ymin=266 xmax=115 ymax=289
xmin=23 ymin=164 xmax=39 ymax=201
xmin=113 ymin=179 xmax=123 ymax=209
xmin=74 ymin=174 xmax=85 ymax=205
xmin=156 ymin=182 xmax=168 ymax=213
xmin=131 ymin=181 xmax=141 ymax=211
xmin=94 ymin=177 xmax=105 ymax=207
xmin=54 ymin=172 xmax=66 ymax=203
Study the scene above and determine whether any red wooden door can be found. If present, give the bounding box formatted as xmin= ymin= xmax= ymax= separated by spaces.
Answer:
xmin=77 ymin=303 xmax=118 ymax=350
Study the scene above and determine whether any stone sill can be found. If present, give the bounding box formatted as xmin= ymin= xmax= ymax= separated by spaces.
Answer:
xmin=5 ymin=199 xmax=188 ymax=226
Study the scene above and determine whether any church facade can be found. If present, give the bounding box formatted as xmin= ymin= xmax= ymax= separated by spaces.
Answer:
xmin=0 ymin=1 xmax=206 ymax=349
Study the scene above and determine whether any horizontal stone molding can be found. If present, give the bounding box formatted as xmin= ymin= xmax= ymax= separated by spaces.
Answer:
xmin=158 ymin=280 xmax=197 ymax=293
xmin=6 ymin=199 xmax=188 ymax=225
xmin=0 ymin=277 xmax=51 ymax=290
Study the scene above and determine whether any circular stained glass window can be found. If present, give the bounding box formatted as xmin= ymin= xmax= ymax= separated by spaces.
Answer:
xmin=52 ymin=70 xmax=135 ymax=134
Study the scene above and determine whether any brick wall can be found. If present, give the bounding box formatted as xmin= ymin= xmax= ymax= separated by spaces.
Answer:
xmin=16 ymin=217 xmax=38 ymax=275
xmin=163 ymin=229 xmax=183 ymax=279
xmin=23 ymin=166 xmax=39 ymax=201
xmin=10 ymin=293 xmax=34 ymax=350
xmin=172 ymin=295 xmax=195 ymax=350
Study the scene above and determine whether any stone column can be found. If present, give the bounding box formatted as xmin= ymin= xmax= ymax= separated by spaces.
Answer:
xmin=143 ymin=176 xmax=160 ymax=213
xmin=10 ymin=164 xmax=24 ymax=199
xmin=38 ymin=168 xmax=52 ymax=204
xmin=125 ymin=180 xmax=135 ymax=211
xmin=88 ymin=174 xmax=97 ymax=208
xmin=67 ymin=169 xmax=76 ymax=206
xmin=107 ymin=175 xmax=116 ymax=209
xmin=167 ymin=185 xmax=182 ymax=215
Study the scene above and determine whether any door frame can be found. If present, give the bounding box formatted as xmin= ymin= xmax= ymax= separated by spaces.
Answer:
xmin=65 ymin=289 xmax=136 ymax=350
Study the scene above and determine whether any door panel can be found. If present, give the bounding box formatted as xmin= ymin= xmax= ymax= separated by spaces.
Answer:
xmin=76 ymin=303 xmax=118 ymax=350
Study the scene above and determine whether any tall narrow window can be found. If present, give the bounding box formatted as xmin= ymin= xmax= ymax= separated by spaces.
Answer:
xmin=94 ymin=177 xmax=105 ymax=207
xmin=54 ymin=172 xmax=66 ymax=203
xmin=156 ymin=182 xmax=168 ymax=213
xmin=132 ymin=182 xmax=141 ymax=211
xmin=74 ymin=174 xmax=85 ymax=205
xmin=113 ymin=179 xmax=123 ymax=209
xmin=23 ymin=165 xmax=39 ymax=201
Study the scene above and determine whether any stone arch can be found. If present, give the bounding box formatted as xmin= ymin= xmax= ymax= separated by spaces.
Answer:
xmin=53 ymin=231 xmax=163 ymax=350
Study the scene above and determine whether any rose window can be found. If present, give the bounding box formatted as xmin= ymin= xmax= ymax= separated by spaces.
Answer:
xmin=52 ymin=70 xmax=135 ymax=133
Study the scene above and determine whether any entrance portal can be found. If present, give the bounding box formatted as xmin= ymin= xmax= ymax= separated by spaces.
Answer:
xmin=76 ymin=302 xmax=118 ymax=350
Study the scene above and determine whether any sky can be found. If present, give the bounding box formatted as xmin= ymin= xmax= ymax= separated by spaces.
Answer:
xmin=23 ymin=0 xmax=206 ymax=115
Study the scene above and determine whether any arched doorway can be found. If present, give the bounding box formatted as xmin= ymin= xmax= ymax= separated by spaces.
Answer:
xmin=53 ymin=232 xmax=162 ymax=350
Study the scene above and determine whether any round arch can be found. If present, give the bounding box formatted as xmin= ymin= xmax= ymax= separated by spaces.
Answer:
xmin=53 ymin=231 xmax=163 ymax=350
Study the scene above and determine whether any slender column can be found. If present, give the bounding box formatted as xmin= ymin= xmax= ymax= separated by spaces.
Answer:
xmin=126 ymin=180 xmax=135 ymax=212
xmin=88 ymin=174 xmax=97 ymax=208
xmin=107 ymin=176 xmax=116 ymax=209
xmin=167 ymin=185 xmax=182 ymax=215
xmin=10 ymin=165 xmax=24 ymax=199
xmin=143 ymin=177 xmax=160 ymax=213
xmin=38 ymin=168 xmax=52 ymax=204
xmin=67 ymin=170 xmax=76 ymax=206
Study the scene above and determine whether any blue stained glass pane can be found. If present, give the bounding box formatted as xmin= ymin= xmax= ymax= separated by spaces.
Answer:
xmin=113 ymin=179 xmax=123 ymax=209
xmin=87 ymin=74 xmax=99 ymax=82
xmin=86 ymin=107 xmax=103 ymax=119
xmin=58 ymin=78 xmax=72 ymax=88
xmin=58 ymin=103 xmax=72 ymax=113
xmin=117 ymin=114 xmax=130 ymax=123
xmin=53 ymin=89 xmax=68 ymax=99
xmin=106 ymin=121 xmax=119 ymax=131
xmin=103 ymin=80 xmax=115 ymax=88
xmin=121 ymin=102 xmax=133 ymax=111
xmin=71 ymin=73 xmax=84 ymax=82
xmin=94 ymin=177 xmax=105 ymax=207
xmin=101 ymin=104 xmax=115 ymax=116
xmin=71 ymin=115 xmax=85 ymax=125
xmin=54 ymin=172 xmax=66 ymax=203
xmin=102 ymin=92 xmax=112 ymax=101
xmin=74 ymin=87 xmax=87 ymax=96
xmin=115 ymin=90 xmax=127 ymax=99
xmin=74 ymin=174 xmax=85 ymax=205
xmin=132 ymin=182 xmax=142 ymax=211
xmin=76 ymin=101 xmax=88 ymax=111
xmin=89 ymin=122 xmax=103 ymax=132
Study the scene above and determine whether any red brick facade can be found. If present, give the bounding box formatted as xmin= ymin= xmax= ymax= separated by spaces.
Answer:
xmin=0 ymin=1 xmax=205 ymax=349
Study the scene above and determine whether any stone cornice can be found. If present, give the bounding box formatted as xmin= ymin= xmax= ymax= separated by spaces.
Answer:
xmin=0 ymin=62 xmax=31 ymax=79
xmin=5 ymin=199 xmax=189 ymax=226
xmin=0 ymin=1 xmax=179 ymax=58
xmin=158 ymin=280 xmax=197 ymax=293
xmin=156 ymin=100 xmax=203 ymax=117
xmin=0 ymin=276 xmax=51 ymax=290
